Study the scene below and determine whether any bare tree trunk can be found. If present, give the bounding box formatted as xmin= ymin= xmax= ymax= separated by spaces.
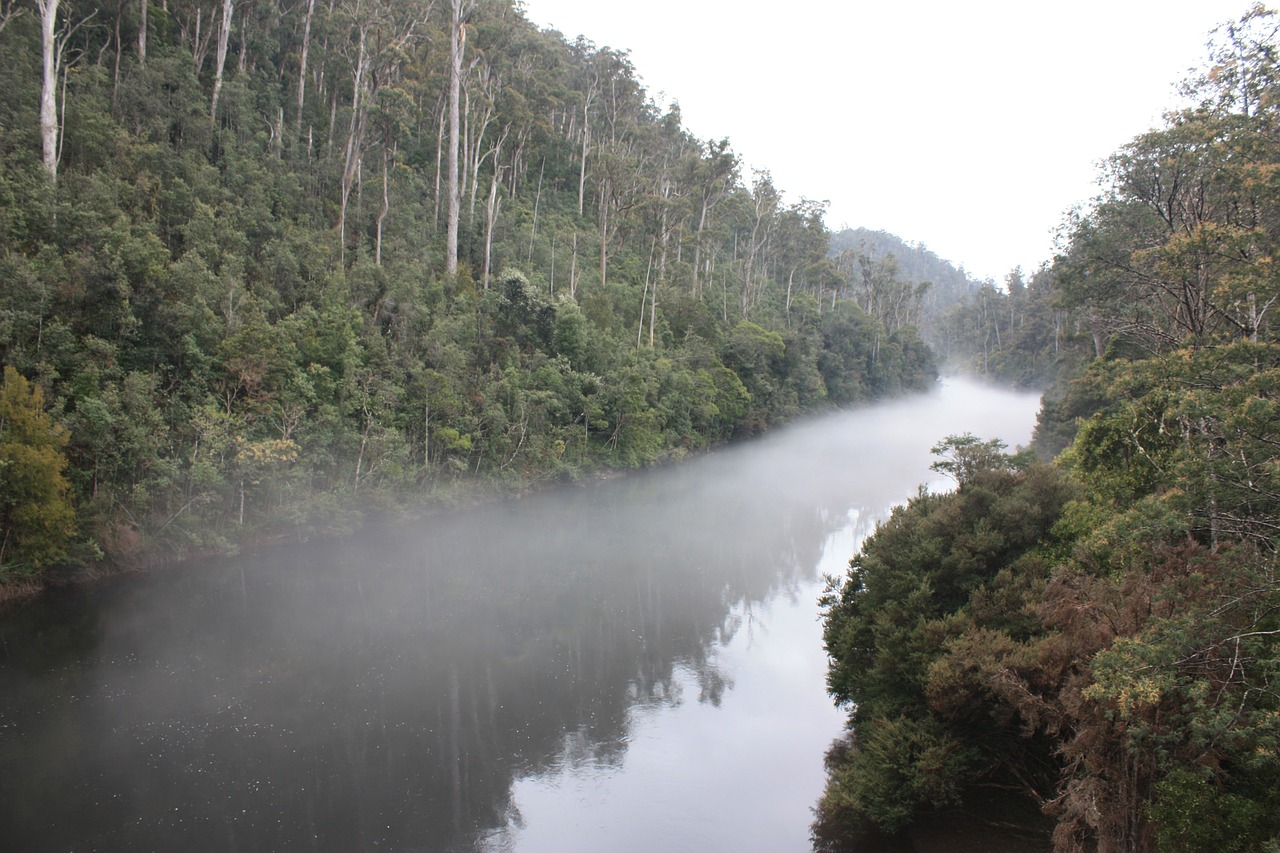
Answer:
xmin=649 ymin=261 xmax=658 ymax=347
xmin=577 ymin=116 xmax=590 ymax=216
xmin=786 ymin=266 xmax=796 ymax=323
xmin=445 ymin=0 xmax=472 ymax=276
xmin=433 ymin=99 xmax=446 ymax=226
xmin=375 ymin=145 xmax=390 ymax=266
xmin=569 ymin=232 xmax=578 ymax=298
xmin=137 ymin=0 xmax=146 ymax=63
xmin=37 ymin=0 xmax=59 ymax=181
xmin=638 ymin=239 xmax=655 ymax=349
xmin=598 ymin=180 xmax=609 ymax=287
xmin=326 ymin=88 xmax=338 ymax=159
xmin=339 ymin=26 xmax=368 ymax=263
xmin=112 ymin=15 xmax=122 ymax=103
xmin=0 ymin=0 xmax=24 ymax=37
xmin=527 ymin=157 xmax=544 ymax=264
xmin=210 ymin=0 xmax=233 ymax=122
xmin=237 ymin=6 xmax=247 ymax=74
xmin=295 ymin=0 xmax=315 ymax=135
xmin=482 ymin=161 xmax=501 ymax=287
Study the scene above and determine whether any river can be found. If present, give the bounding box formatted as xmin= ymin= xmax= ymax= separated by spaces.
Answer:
xmin=0 ymin=378 xmax=1041 ymax=852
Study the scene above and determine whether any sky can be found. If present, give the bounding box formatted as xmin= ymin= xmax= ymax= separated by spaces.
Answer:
xmin=521 ymin=0 xmax=1249 ymax=283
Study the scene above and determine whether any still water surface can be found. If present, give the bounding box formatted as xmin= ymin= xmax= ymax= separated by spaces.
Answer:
xmin=0 ymin=379 xmax=1040 ymax=851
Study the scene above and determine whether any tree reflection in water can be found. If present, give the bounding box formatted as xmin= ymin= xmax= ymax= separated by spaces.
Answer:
xmin=0 ymin=379 xmax=1041 ymax=852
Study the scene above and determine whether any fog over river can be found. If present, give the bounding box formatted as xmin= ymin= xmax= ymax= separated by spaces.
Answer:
xmin=0 ymin=378 xmax=1041 ymax=852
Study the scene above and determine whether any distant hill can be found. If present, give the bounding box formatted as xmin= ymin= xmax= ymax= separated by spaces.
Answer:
xmin=831 ymin=228 xmax=980 ymax=293
xmin=829 ymin=227 xmax=982 ymax=347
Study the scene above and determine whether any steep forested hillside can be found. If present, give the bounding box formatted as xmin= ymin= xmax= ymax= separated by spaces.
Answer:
xmin=818 ymin=7 xmax=1280 ymax=852
xmin=830 ymin=227 xmax=975 ymax=325
xmin=830 ymin=227 xmax=1093 ymax=387
xmin=0 ymin=0 xmax=939 ymax=590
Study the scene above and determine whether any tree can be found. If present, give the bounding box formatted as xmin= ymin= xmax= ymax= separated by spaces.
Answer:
xmin=0 ymin=0 xmax=23 ymax=35
xmin=445 ymin=0 xmax=476 ymax=276
xmin=0 ymin=366 xmax=75 ymax=584
xmin=818 ymin=453 xmax=1077 ymax=841
xmin=929 ymin=433 xmax=1015 ymax=486
xmin=36 ymin=0 xmax=59 ymax=179
xmin=208 ymin=0 xmax=233 ymax=120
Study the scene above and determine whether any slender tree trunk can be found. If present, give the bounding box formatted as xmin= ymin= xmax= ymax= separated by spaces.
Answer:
xmin=577 ymin=117 xmax=590 ymax=216
xmin=598 ymin=180 xmax=609 ymax=287
xmin=112 ymin=15 xmax=122 ymax=103
xmin=0 ymin=0 xmax=22 ymax=37
xmin=137 ymin=0 xmax=146 ymax=63
xmin=237 ymin=7 xmax=247 ymax=74
xmin=482 ymin=162 xmax=500 ymax=287
xmin=638 ymin=239 xmax=655 ymax=349
xmin=786 ymin=267 xmax=796 ymax=323
xmin=433 ymin=99 xmax=446 ymax=226
xmin=649 ymin=263 xmax=657 ymax=348
xmin=37 ymin=0 xmax=58 ymax=181
xmin=527 ymin=157 xmax=544 ymax=264
xmin=210 ymin=0 xmax=233 ymax=122
xmin=569 ymin=232 xmax=578 ymax=298
xmin=339 ymin=27 xmax=368 ymax=263
xmin=295 ymin=0 xmax=315 ymax=135
xmin=376 ymin=145 xmax=390 ymax=266
xmin=445 ymin=0 xmax=470 ymax=276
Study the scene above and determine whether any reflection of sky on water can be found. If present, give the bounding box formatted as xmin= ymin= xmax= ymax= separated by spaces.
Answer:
xmin=486 ymin=573 xmax=841 ymax=853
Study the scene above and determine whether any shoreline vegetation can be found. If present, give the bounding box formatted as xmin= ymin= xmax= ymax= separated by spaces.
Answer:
xmin=816 ymin=7 xmax=1280 ymax=852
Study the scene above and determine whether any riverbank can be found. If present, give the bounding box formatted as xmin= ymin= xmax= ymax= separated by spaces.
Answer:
xmin=3 ymin=386 xmax=935 ymax=605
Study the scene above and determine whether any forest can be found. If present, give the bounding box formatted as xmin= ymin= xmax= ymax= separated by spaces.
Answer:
xmin=9 ymin=0 xmax=1276 ymax=849
xmin=819 ymin=6 xmax=1280 ymax=852
xmin=0 ymin=0 xmax=953 ymax=591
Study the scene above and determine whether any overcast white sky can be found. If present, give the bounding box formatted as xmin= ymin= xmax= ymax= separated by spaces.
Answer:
xmin=521 ymin=0 xmax=1248 ymax=282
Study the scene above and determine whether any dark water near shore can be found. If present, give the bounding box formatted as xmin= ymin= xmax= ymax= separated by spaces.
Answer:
xmin=0 ymin=378 xmax=1042 ymax=852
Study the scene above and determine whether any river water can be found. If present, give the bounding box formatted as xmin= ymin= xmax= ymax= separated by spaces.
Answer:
xmin=0 ymin=378 xmax=1041 ymax=852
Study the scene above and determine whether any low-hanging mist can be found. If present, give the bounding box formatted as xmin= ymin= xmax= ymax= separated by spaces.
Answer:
xmin=0 ymin=378 xmax=1040 ymax=851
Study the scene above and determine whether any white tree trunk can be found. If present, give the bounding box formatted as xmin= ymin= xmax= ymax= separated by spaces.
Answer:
xmin=209 ymin=0 xmax=233 ymax=121
xmin=445 ymin=0 xmax=469 ymax=275
xmin=295 ymin=0 xmax=315 ymax=135
xmin=137 ymin=0 xmax=147 ymax=64
xmin=339 ymin=26 xmax=368 ymax=262
xmin=482 ymin=168 xmax=500 ymax=288
xmin=37 ymin=0 xmax=58 ymax=181
xmin=375 ymin=145 xmax=389 ymax=266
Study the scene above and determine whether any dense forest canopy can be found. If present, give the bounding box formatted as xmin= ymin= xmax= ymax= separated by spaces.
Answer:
xmin=0 ymin=0 xmax=942 ymax=589
xmin=819 ymin=6 xmax=1280 ymax=852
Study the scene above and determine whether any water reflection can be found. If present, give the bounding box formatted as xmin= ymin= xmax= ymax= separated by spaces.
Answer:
xmin=0 ymin=378 xmax=1040 ymax=852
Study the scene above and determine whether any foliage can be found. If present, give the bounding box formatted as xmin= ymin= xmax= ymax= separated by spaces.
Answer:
xmin=0 ymin=0 xmax=938 ymax=590
xmin=832 ymin=229 xmax=1093 ymax=389
xmin=0 ymin=366 xmax=75 ymax=582
xmin=818 ymin=451 xmax=1078 ymax=837
xmin=820 ymin=348 xmax=1280 ymax=852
